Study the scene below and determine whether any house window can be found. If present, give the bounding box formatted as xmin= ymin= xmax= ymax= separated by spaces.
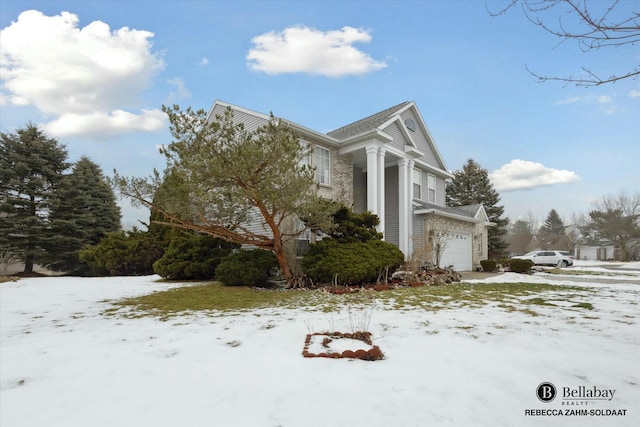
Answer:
xmin=428 ymin=173 xmax=436 ymax=203
xmin=315 ymin=146 xmax=330 ymax=185
xmin=413 ymin=168 xmax=422 ymax=199
xmin=299 ymin=141 xmax=310 ymax=167
xmin=296 ymin=230 xmax=310 ymax=257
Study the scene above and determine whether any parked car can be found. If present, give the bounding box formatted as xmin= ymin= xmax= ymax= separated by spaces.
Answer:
xmin=510 ymin=250 xmax=574 ymax=267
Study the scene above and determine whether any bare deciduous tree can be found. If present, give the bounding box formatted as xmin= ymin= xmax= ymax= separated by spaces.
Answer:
xmin=576 ymin=190 xmax=640 ymax=261
xmin=0 ymin=250 xmax=18 ymax=274
xmin=490 ymin=0 xmax=640 ymax=86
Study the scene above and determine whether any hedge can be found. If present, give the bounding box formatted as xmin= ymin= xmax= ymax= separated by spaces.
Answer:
xmin=153 ymin=234 xmax=236 ymax=280
xmin=509 ymin=259 xmax=535 ymax=273
xmin=480 ymin=259 xmax=497 ymax=272
xmin=301 ymin=239 xmax=404 ymax=285
xmin=215 ymin=249 xmax=278 ymax=286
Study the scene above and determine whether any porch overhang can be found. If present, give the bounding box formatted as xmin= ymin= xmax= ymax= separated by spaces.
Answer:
xmin=414 ymin=207 xmax=481 ymax=223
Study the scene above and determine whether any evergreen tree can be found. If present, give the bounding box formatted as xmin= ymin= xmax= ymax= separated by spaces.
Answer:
xmin=0 ymin=124 xmax=69 ymax=273
xmin=506 ymin=219 xmax=536 ymax=255
xmin=47 ymin=157 xmax=121 ymax=274
xmin=446 ymin=159 xmax=509 ymax=257
xmin=114 ymin=105 xmax=334 ymax=286
xmin=537 ymin=209 xmax=569 ymax=249
xmin=324 ymin=205 xmax=382 ymax=243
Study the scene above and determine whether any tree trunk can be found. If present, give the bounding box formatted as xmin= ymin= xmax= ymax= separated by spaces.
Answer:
xmin=24 ymin=250 xmax=34 ymax=274
xmin=272 ymin=238 xmax=293 ymax=283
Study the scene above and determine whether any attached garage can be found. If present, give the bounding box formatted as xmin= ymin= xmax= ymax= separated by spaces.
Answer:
xmin=440 ymin=232 xmax=472 ymax=271
xmin=413 ymin=202 xmax=492 ymax=272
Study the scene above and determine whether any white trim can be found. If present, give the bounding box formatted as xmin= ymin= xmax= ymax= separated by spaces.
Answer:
xmin=413 ymin=168 xmax=422 ymax=200
xmin=413 ymin=159 xmax=454 ymax=179
xmin=427 ymin=173 xmax=436 ymax=203
xmin=414 ymin=208 xmax=481 ymax=223
xmin=366 ymin=146 xmax=379 ymax=218
xmin=314 ymin=145 xmax=330 ymax=186
xmin=377 ymin=147 xmax=386 ymax=234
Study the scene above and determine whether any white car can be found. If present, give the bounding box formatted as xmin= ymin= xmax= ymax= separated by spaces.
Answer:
xmin=511 ymin=250 xmax=574 ymax=267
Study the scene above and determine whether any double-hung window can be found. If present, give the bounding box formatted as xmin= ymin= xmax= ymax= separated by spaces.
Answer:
xmin=315 ymin=146 xmax=330 ymax=185
xmin=299 ymin=141 xmax=311 ymax=167
xmin=413 ymin=168 xmax=422 ymax=199
xmin=428 ymin=173 xmax=436 ymax=203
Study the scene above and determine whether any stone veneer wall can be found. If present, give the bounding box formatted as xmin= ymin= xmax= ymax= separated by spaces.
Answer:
xmin=317 ymin=146 xmax=353 ymax=207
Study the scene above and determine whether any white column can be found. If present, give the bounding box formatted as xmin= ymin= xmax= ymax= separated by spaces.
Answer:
xmin=365 ymin=146 xmax=378 ymax=217
xmin=407 ymin=159 xmax=415 ymax=259
xmin=398 ymin=159 xmax=409 ymax=257
xmin=377 ymin=147 xmax=386 ymax=235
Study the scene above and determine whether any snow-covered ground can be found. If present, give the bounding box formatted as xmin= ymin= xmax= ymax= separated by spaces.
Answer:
xmin=1 ymin=263 xmax=639 ymax=427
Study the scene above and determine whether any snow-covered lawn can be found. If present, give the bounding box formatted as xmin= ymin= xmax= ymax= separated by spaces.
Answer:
xmin=1 ymin=263 xmax=639 ymax=426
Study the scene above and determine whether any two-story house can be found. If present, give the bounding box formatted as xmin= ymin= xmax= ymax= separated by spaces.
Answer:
xmin=207 ymin=100 xmax=491 ymax=271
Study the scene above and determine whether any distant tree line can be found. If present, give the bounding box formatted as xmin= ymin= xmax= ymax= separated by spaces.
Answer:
xmin=505 ymin=191 xmax=640 ymax=261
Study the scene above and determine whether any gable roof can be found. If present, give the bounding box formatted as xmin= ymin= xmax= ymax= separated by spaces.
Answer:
xmin=327 ymin=101 xmax=411 ymax=140
xmin=414 ymin=201 xmax=493 ymax=225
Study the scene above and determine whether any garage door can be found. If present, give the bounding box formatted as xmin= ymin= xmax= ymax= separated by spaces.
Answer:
xmin=440 ymin=232 xmax=472 ymax=271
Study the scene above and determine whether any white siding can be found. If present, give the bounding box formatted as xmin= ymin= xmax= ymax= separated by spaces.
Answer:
xmin=211 ymin=104 xmax=267 ymax=131
xmin=384 ymin=121 xmax=407 ymax=151
xmin=400 ymin=110 xmax=438 ymax=167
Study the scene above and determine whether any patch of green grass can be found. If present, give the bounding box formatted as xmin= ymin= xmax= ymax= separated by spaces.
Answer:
xmin=572 ymin=302 xmax=594 ymax=310
xmin=109 ymin=281 xmax=595 ymax=319
xmin=113 ymin=282 xmax=319 ymax=317
xmin=526 ymin=297 xmax=557 ymax=306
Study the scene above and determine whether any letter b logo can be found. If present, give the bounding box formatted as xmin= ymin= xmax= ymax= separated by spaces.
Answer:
xmin=537 ymin=382 xmax=556 ymax=402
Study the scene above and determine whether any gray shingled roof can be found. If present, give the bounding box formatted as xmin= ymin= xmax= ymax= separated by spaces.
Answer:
xmin=327 ymin=101 xmax=411 ymax=140
xmin=414 ymin=201 xmax=481 ymax=221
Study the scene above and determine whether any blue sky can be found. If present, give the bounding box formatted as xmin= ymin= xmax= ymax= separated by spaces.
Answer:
xmin=1 ymin=0 xmax=638 ymax=229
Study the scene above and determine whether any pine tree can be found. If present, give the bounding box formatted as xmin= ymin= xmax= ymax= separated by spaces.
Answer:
xmin=47 ymin=157 xmax=121 ymax=274
xmin=446 ymin=159 xmax=509 ymax=258
xmin=0 ymin=124 xmax=69 ymax=274
xmin=114 ymin=105 xmax=335 ymax=286
xmin=537 ymin=209 xmax=568 ymax=249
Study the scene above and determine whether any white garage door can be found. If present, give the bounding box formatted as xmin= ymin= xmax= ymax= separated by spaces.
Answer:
xmin=440 ymin=232 xmax=472 ymax=271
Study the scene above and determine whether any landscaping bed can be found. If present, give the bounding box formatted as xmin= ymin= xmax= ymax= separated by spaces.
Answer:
xmin=302 ymin=331 xmax=384 ymax=361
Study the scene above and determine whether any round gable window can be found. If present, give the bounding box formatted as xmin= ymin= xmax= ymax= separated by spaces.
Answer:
xmin=405 ymin=118 xmax=416 ymax=132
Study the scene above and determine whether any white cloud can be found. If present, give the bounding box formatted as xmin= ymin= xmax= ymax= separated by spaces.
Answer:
xmin=600 ymin=105 xmax=619 ymax=115
xmin=198 ymin=57 xmax=209 ymax=66
xmin=554 ymin=96 xmax=582 ymax=106
xmin=0 ymin=10 xmax=166 ymax=137
xmin=489 ymin=159 xmax=580 ymax=192
xmin=166 ymin=77 xmax=191 ymax=102
xmin=598 ymin=95 xmax=613 ymax=104
xmin=44 ymin=109 xmax=167 ymax=138
xmin=247 ymin=26 xmax=387 ymax=77
xmin=629 ymin=89 xmax=640 ymax=98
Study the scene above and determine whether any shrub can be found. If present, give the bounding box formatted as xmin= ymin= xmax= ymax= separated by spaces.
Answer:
xmin=153 ymin=234 xmax=237 ymax=280
xmin=480 ymin=259 xmax=497 ymax=272
xmin=79 ymin=229 xmax=164 ymax=276
xmin=215 ymin=249 xmax=278 ymax=286
xmin=509 ymin=259 xmax=535 ymax=273
xmin=302 ymin=239 xmax=404 ymax=285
